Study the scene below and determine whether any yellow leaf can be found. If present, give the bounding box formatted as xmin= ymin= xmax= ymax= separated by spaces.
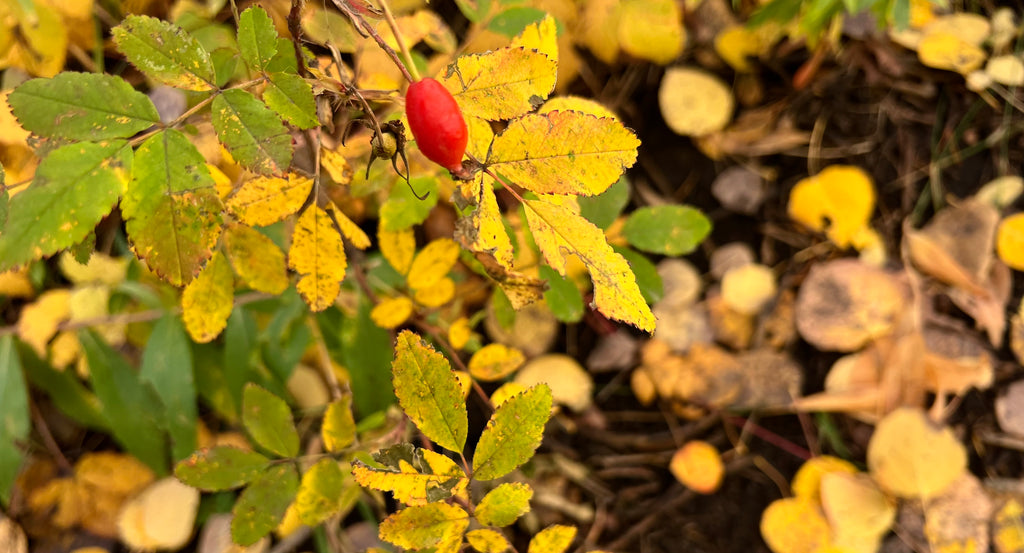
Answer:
xmin=466 ymin=115 xmax=495 ymax=162
xmin=456 ymin=177 xmax=515 ymax=272
xmin=669 ymin=440 xmax=724 ymax=494
xmin=207 ymin=164 xmax=233 ymax=200
xmin=468 ymin=344 xmax=526 ymax=381
xmin=333 ymin=208 xmax=371 ymax=249
xmin=618 ymin=0 xmax=685 ymax=65
xmin=379 ymin=503 xmax=468 ymax=553
xmin=867 ymin=407 xmax=966 ymax=499
xmin=18 ymin=289 xmax=71 ymax=356
xmin=993 ymin=499 xmax=1024 ymax=553
xmin=441 ymin=47 xmax=557 ymax=121
xmin=116 ymin=477 xmax=199 ymax=551
xmin=69 ymin=285 xmax=123 ymax=346
xmin=413 ymin=277 xmax=456 ymax=308
xmin=226 ymin=173 xmax=313 ymax=227
xmin=922 ymin=13 xmax=991 ymax=45
xmin=49 ymin=331 xmax=80 ymax=370
xmin=454 ymin=370 xmax=472 ymax=399
xmin=986 ymin=55 xmax=1024 ymax=86
xmin=788 ymin=165 xmax=876 ymax=249
xmin=760 ymin=497 xmax=832 ymax=553
xmin=408 ymin=238 xmax=459 ymax=290
xmin=0 ymin=8 xmax=67 ymax=77
xmin=539 ymin=96 xmax=618 ymax=119
xmin=524 ymin=199 xmax=655 ymax=331
xmin=489 ymin=111 xmax=639 ymax=196
xmin=223 ymin=224 xmax=289 ymax=294
xmin=659 ymin=67 xmax=734 ymax=137
xmin=528 ymin=525 xmax=576 ymax=553
xmin=0 ymin=267 xmax=34 ymax=298
xmin=467 ymin=528 xmax=511 ymax=553
xmin=288 ymin=205 xmax=347 ymax=311
xmin=578 ymin=0 xmax=622 ymax=64
xmin=515 ymin=354 xmax=594 ymax=412
xmin=715 ymin=25 xmax=766 ymax=72
xmin=0 ymin=91 xmax=31 ymax=146
xmin=510 ymin=15 xmax=558 ymax=67
xmin=721 ymin=263 xmax=777 ymax=315
xmin=370 ymin=296 xmax=415 ymax=329
xmin=379 ymin=227 xmax=416 ymax=275
xmin=448 ymin=317 xmax=472 ymax=350
xmin=490 ymin=382 xmax=526 ymax=407
xmin=181 ymin=252 xmax=234 ymax=343
xmin=820 ymin=472 xmax=895 ymax=549
xmin=998 ymin=213 xmax=1024 ymax=271
xmin=791 ymin=455 xmax=858 ymax=501
xmin=322 ymin=396 xmax=356 ymax=452
xmin=59 ymin=253 xmax=128 ymax=286
xmin=353 ymin=452 xmax=467 ymax=507
xmin=321 ymin=147 xmax=353 ymax=185
xmin=917 ymin=32 xmax=987 ymax=74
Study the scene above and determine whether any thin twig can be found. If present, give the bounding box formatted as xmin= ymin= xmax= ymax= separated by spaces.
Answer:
xmin=330 ymin=0 xmax=414 ymax=83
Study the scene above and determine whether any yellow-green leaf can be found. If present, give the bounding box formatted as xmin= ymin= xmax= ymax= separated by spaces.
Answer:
xmin=391 ymin=331 xmax=468 ymax=452
xmin=528 ymin=525 xmax=577 ymax=553
xmin=472 ymin=384 xmax=552 ymax=480
xmin=379 ymin=503 xmax=469 ymax=552
xmin=525 ymin=198 xmax=655 ymax=331
xmin=618 ymin=0 xmax=684 ymax=64
xmin=212 ymin=88 xmax=292 ymax=175
xmin=223 ymin=224 xmax=288 ymax=294
xmin=352 ymin=451 xmax=467 ymax=506
xmin=231 ymin=464 xmax=298 ymax=546
xmin=475 ymin=482 xmax=533 ymax=527
xmin=112 ymin=15 xmax=216 ymax=91
xmin=407 ymin=238 xmax=460 ymax=291
xmin=181 ymin=252 xmax=233 ymax=343
xmin=468 ymin=344 xmax=525 ymax=382
xmin=440 ymin=47 xmax=556 ymax=121
xmin=173 ymin=446 xmax=270 ymax=491
xmin=322 ymin=395 xmax=356 ymax=452
xmin=455 ymin=178 xmax=514 ymax=272
xmin=488 ymin=111 xmax=639 ymax=196
xmin=295 ymin=458 xmax=348 ymax=526
xmin=227 ymin=173 xmax=312 ymax=227
xmin=242 ymin=383 xmax=299 ymax=458
xmin=467 ymin=529 xmax=511 ymax=553
xmin=288 ymin=205 xmax=347 ymax=311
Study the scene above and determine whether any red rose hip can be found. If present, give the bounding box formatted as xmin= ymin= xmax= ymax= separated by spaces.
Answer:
xmin=405 ymin=77 xmax=468 ymax=172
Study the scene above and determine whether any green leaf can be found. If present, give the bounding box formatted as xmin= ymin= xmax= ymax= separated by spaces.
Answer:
xmin=0 ymin=336 xmax=29 ymax=507
xmin=472 ymin=384 xmax=552 ymax=480
xmin=264 ymin=38 xmax=299 ymax=74
xmin=242 ymin=383 xmax=299 ymax=457
xmin=295 ymin=458 xmax=348 ymax=526
xmin=231 ymin=463 xmax=299 ymax=546
xmin=336 ymin=296 xmax=395 ymax=416
xmin=488 ymin=7 xmax=548 ymax=37
xmin=80 ymin=329 xmax=168 ymax=474
xmin=17 ymin=342 xmax=107 ymax=430
xmin=613 ymin=246 xmax=663 ymax=305
xmin=579 ymin=176 xmax=630 ymax=230
xmin=8 ymin=73 xmax=160 ymax=140
xmin=212 ymin=88 xmax=292 ymax=175
xmin=475 ymin=482 xmax=533 ymax=527
xmin=237 ymin=6 xmax=278 ymax=72
xmin=140 ymin=315 xmax=197 ymax=462
xmin=391 ymin=330 xmax=468 ymax=452
xmin=174 ymin=446 xmax=270 ymax=491
xmin=112 ymin=15 xmax=216 ymax=91
xmin=123 ymin=129 xmax=222 ymax=287
xmin=322 ymin=395 xmax=356 ymax=452
xmin=379 ymin=503 xmax=469 ymax=551
xmin=622 ymin=205 xmax=711 ymax=256
xmin=264 ymin=72 xmax=319 ymax=129
xmin=0 ymin=141 xmax=131 ymax=271
xmin=540 ymin=265 xmax=583 ymax=323
xmin=379 ymin=177 xmax=439 ymax=231
xmin=455 ymin=0 xmax=493 ymax=23
xmin=224 ymin=306 xmax=257 ymax=414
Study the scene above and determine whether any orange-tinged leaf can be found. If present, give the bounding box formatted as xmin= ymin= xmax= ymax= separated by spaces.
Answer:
xmin=791 ymin=455 xmax=858 ymax=501
xmin=379 ymin=228 xmax=416 ymax=275
xmin=440 ymin=47 xmax=556 ymax=121
xmin=618 ymin=0 xmax=685 ymax=65
xmin=998 ymin=213 xmax=1024 ymax=271
xmin=788 ymin=165 xmax=876 ymax=249
xmin=524 ymin=198 xmax=654 ymax=331
xmin=669 ymin=440 xmax=724 ymax=494
xmin=760 ymin=497 xmax=832 ymax=553
xmin=227 ymin=173 xmax=313 ymax=227
xmin=181 ymin=252 xmax=233 ymax=343
xmin=18 ymin=289 xmax=71 ymax=356
xmin=456 ymin=178 xmax=514 ymax=271
xmin=413 ymin=277 xmax=456 ymax=307
xmin=370 ymin=296 xmax=415 ymax=329
xmin=528 ymin=525 xmax=576 ymax=553
xmin=468 ymin=344 xmax=525 ymax=381
xmin=510 ymin=16 xmax=558 ymax=67
xmin=867 ymin=407 xmax=966 ymax=499
xmin=333 ymin=208 xmax=370 ymax=249
xmin=378 ymin=503 xmax=469 ymax=552
xmin=288 ymin=205 xmax=347 ymax=311
xmin=223 ymin=224 xmax=288 ymax=294
xmin=489 ymin=111 xmax=639 ymax=196
xmin=408 ymin=238 xmax=460 ymax=290
xmin=467 ymin=528 xmax=511 ymax=553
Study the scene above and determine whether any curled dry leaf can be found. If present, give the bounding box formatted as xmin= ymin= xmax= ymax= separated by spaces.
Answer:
xmin=795 ymin=259 xmax=907 ymax=352
xmin=996 ymin=379 xmax=1024 ymax=438
xmin=0 ymin=516 xmax=27 ymax=553
xmin=905 ymin=198 xmax=998 ymax=296
xmin=867 ymin=408 xmax=966 ymax=499
xmin=515 ymin=354 xmax=594 ymax=412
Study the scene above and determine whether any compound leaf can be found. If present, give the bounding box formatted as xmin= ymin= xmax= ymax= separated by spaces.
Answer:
xmin=112 ymin=15 xmax=216 ymax=91
xmin=212 ymin=88 xmax=292 ymax=175
xmin=391 ymin=330 xmax=468 ymax=452
xmin=472 ymin=384 xmax=551 ymax=481
xmin=0 ymin=140 xmax=131 ymax=271
xmin=174 ymin=446 xmax=270 ymax=491
xmin=489 ymin=111 xmax=639 ymax=196
xmin=8 ymin=73 xmax=160 ymax=140
xmin=123 ymin=129 xmax=222 ymax=286
xmin=242 ymin=383 xmax=299 ymax=458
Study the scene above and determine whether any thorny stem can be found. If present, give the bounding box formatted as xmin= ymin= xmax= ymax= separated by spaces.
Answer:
xmin=378 ymin=0 xmax=421 ymax=82
xmin=330 ymin=0 xmax=415 ymax=84
xmin=288 ymin=0 xmax=310 ymax=77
